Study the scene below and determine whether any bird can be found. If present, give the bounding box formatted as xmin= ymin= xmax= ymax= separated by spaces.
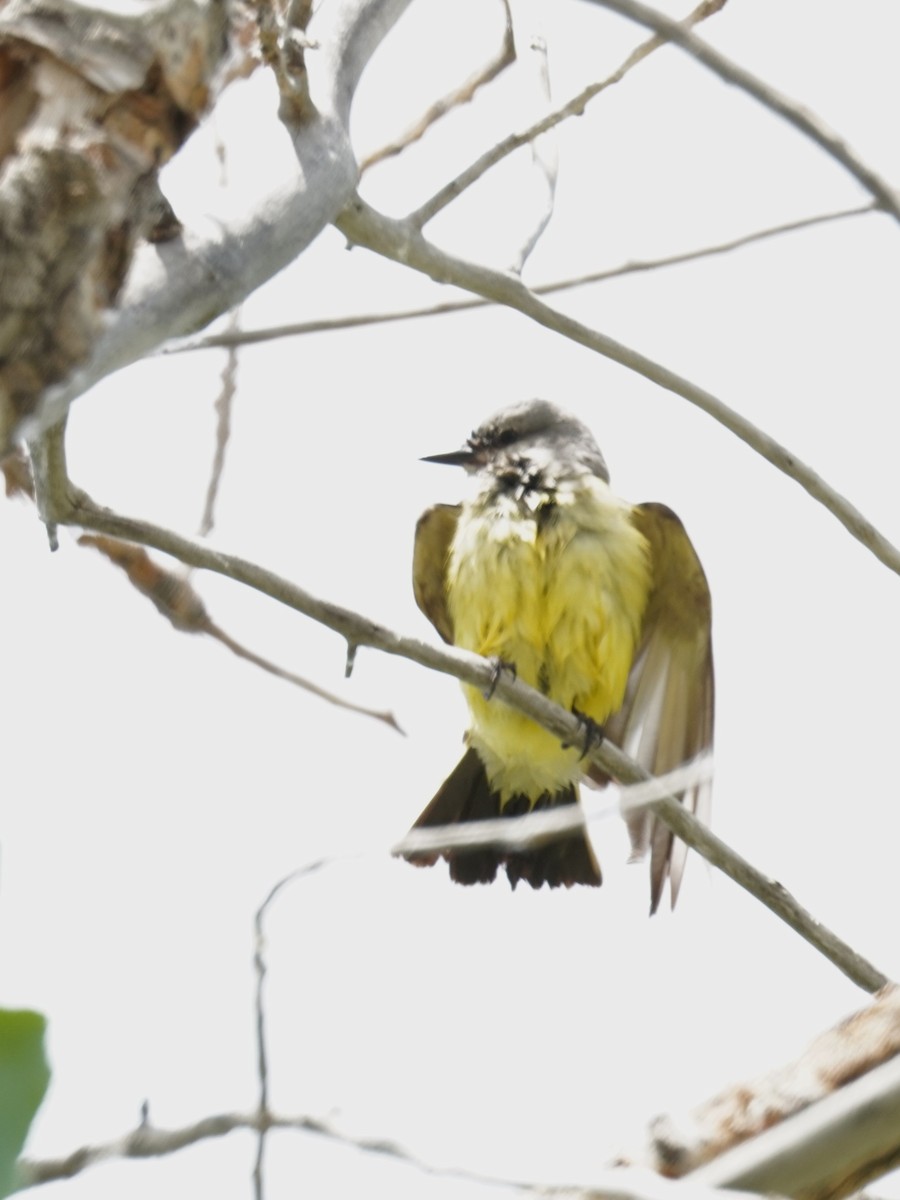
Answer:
xmin=402 ymin=399 xmax=714 ymax=913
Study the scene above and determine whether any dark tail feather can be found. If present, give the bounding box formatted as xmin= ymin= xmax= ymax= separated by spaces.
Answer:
xmin=404 ymin=748 xmax=502 ymax=884
xmin=403 ymin=748 xmax=602 ymax=889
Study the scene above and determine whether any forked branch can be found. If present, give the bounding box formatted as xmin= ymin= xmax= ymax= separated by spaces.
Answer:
xmin=27 ymin=429 xmax=889 ymax=995
xmin=335 ymin=197 xmax=900 ymax=579
xmin=584 ymin=0 xmax=900 ymax=222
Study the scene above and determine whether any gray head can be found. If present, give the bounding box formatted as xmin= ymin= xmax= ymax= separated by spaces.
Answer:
xmin=422 ymin=399 xmax=609 ymax=484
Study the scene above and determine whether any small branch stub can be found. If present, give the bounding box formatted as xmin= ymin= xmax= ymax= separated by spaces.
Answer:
xmin=345 ymin=640 xmax=358 ymax=678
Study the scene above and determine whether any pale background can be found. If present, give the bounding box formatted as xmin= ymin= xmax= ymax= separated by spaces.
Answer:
xmin=3 ymin=2 xmax=900 ymax=1198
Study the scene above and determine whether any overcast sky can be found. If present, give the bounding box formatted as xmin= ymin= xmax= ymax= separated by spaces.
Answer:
xmin=4 ymin=2 xmax=900 ymax=1199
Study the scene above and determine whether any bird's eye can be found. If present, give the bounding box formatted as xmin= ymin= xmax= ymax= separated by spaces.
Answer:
xmin=496 ymin=427 xmax=518 ymax=447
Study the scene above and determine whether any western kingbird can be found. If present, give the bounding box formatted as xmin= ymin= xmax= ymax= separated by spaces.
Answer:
xmin=403 ymin=399 xmax=714 ymax=912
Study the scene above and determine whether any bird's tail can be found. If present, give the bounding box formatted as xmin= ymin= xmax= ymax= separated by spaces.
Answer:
xmin=403 ymin=747 xmax=602 ymax=889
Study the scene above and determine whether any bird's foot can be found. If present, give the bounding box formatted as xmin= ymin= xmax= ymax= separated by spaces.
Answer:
xmin=564 ymin=708 xmax=605 ymax=761
xmin=483 ymin=657 xmax=516 ymax=700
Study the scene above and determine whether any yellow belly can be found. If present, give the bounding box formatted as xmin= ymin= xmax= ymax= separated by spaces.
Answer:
xmin=447 ymin=477 xmax=651 ymax=801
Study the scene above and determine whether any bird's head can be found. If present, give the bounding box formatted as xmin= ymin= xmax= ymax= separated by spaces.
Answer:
xmin=422 ymin=399 xmax=609 ymax=487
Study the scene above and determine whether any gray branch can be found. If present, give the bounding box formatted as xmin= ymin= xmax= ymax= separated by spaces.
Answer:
xmin=620 ymin=985 xmax=900 ymax=1183
xmin=18 ymin=972 xmax=900 ymax=1198
xmin=582 ymin=0 xmax=900 ymax=222
xmin=169 ymin=202 xmax=875 ymax=354
xmin=28 ymin=0 xmax=414 ymax=438
xmin=28 ymin=453 xmax=888 ymax=995
xmin=335 ymin=197 xmax=900 ymax=578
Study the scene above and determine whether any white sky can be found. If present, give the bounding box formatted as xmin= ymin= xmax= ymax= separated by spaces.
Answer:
xmin=4 ymin=1 xmax=900 ymax=1198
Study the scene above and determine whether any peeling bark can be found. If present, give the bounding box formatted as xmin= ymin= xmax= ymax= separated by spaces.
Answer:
xmin=618 ymin=984 xmax=900 ymax=1185
xmin=0 ymin=0 xmax=228 ymax=451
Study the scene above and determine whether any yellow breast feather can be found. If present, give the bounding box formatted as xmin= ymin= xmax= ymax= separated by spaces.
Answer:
xmin=447 ymin=477 xmax=651 ymax=800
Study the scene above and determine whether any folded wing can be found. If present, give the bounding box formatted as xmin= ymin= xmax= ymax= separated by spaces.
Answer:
xmin=413 ymin=503 xmax=460 ymax=645
xmin=601 ymin=502 xmax=715 ymax=913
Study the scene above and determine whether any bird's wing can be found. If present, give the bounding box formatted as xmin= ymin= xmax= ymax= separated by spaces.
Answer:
xmin=601 ymin=501 xmax=715 ymax=913
xmin=412 ymin=503 xmax=461 ymax=645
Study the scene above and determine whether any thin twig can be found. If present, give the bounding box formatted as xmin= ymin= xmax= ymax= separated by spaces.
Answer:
xmin=17 ymin=856 xmax=898 ymax=1198
xmin=23 ymin=1048 xmax=900 ymax=1198
xmin=208 ymin=624 xmax=403 ymax=731
xmin=250 ymin=853 xmax=364 ymax=1200
xmin=16 ymin=1105 xmax=514 ymax=1189
xmin=247 ymin=869 xmax=320 ymax=1200
xmin=167 ymin=202 xmax=874 ymax=355
xmin=198 ymin=311 xmax=240 ymax=539
xmin=335 ymin=196 xmax=900 ymax=579
xmin=249 ymin=858 xmax=371 ymax=1193
xmin=360 ymin=0 xmax=515 ymax=172
xmin=28 ymin=453 xmax=889 ymax=993
xmin=73 ymin=527 xmax=406 ymax=731
xmin=250 ymin=867 xmax=313 ymax=1199
xmin=196 ymin=114 xmax=240 ymax=541
xmin=584 ymin=0 xmax=900 ymax=223
xmin=410 ymin=0 xmax=726 ymax=228
xmin=510 ymin=35 xmax=558 ymax=274
xmin=393 ymin=758 xmax=714 ymax=860
xmin=15 ymin=1104 xmax=772 ymax=1200
xmin=19 ymin=1113 xmax=253 ymax=1185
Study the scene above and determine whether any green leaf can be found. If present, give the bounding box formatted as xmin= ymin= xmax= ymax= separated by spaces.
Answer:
xmin=0 ymin=1010 xmax=50 ymax=1198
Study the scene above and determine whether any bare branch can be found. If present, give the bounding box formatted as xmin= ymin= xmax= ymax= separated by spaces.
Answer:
xmin=335 ymin=196 xmax=900 ymax=579
xmin=73 ymin=525 xmax=404 ymax=731
xmin=208 ymin=623 xmax=403 ymax=730
xmin=0 ymin=0 xmax=230 ymax=452
xmin=360 ymin=0 xmax=515 ymax=172
xmin=621 ymin=984 xmax=900 ymax=1200
xmin=525 ymin=202 xmax=877 ymax=289
xmin=689 ymin=1054 xmax=900 ymax=1200
xmin=25 ymin=437 xmax=888 ymax=993
xmin=19 ymin=1112 xmax=252 ymax=1186
xmin=16 ymin=924 xmax=898 ymax=1199
xmin=410 ymin=0 xmax=726 ymax=229
xmin=583 ymin=0 xmax=900 ymax=223
xmin=245 ymin=855 xmax=374 ymax=1193
xmin=15 ymin=1105 xmax=773 ymax=1200
xmin=196 ymin=122 xmax=241 ymax=541
xmin=394 ymin=758 xmax=714 ymax=860
xmin=252 ymin=881 xmax=273 ymax=1198
xmin=168 ymin=202 xmax=875 ymax=354
xmin=198 ymin=312 xmax=240 ymax=539
xmin=24 ymin=0 xmax=415 ymax=443
xmin=20 ymin=423 xmax=398 ymax=729
xmin=17 ymin=1107 xmax=515 ymax=1192
xmin=509 ymin=35 xmax=558 ymax=274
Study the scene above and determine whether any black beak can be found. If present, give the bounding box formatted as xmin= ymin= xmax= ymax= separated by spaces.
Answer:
xmin=420 ymin=448 xmax=474 ymax=467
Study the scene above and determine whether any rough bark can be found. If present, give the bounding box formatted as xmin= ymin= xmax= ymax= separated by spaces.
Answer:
xmin=618 ymin=983 xmax=900 ymax=1198
xmin=0 ymin=0 xmax=227 ymax=450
